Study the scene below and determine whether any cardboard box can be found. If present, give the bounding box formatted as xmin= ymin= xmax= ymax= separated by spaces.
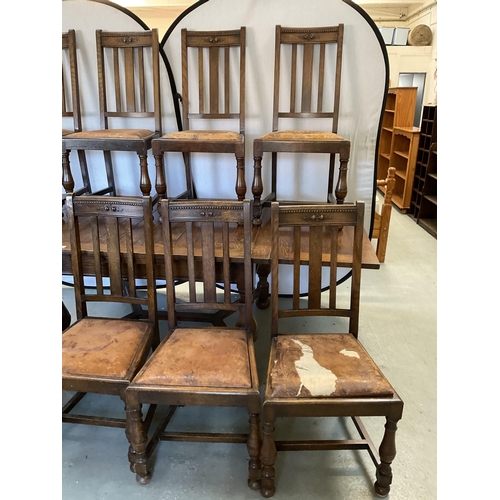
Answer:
xmin=379 ymin=27 xmax=395 ymax=45
xmin=393 ymin=27 xmax=410 ymax=46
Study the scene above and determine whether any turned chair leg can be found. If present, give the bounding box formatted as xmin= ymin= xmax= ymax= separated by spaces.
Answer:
xmin=236 ymin=155 xmax=246 ymax=201
xmin=247 ymin=413 xmax=262 ymax=490
xmin=260 ymin=418 xmax=277 ymax=498
xmin=252 ymin=156 xmax=263 ymax=225
xmin=125 ymin=401 xmax=151 ymax=485
xmin=334 ymin=156 xmax=349 ymax=205
xmin=374 ymin=416 xmax=401 ymax=497
xmin=138 ymin=154 xmax=152 ymax=197
xmin=154 ymin=154 xmax=166 ymax=203
xmin=62 ymin=150 xmax=75 ymax=193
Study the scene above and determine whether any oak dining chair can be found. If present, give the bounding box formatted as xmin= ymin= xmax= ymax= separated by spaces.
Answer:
xmin=62 ymin=29 xmax=90 ymax=197
xmin=125 ymin=199 xmax=261 ymax=489
xmin=62 ymin=29 xmax=162 ymax=200
xmin=152 ymin=27 xmax=247 ymax=202
xmin=251 ymin=25 xmax=350 ymax=225
xmin=62 ymin=194 xmax=159 ymax=435
xmin=259 ymin=201 xmax=404 ymax=498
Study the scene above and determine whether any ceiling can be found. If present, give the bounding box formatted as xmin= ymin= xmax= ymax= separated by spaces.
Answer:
xmin=112 ymin=0 xmax=432 ymax=23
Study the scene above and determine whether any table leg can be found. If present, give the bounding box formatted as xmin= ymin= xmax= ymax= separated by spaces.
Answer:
xmin=255 ymin=263 xmax=270 ymax=309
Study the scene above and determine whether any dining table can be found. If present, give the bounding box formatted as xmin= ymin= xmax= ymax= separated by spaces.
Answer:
xmin=62 ymin=204 xmax=380 ymax=311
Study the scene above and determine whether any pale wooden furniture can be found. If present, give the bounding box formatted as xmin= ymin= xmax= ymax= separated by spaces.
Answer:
xmin=372 ymin=166 xmax=396 ymax=263
xmin=62 ymin=29 xmax=162 ymax=199
xmin=259 ymin=201 xmax=403 ymax=498
xmin=251 ymin=25 xmax=350 ymax=225
xmin=152 ymin=28 xmax=247 ymax=202
xmin=387 ymin=126 xmax=420 ymax=211
xmin=62 ymin=29 xmax=90 ymax=196
xmin=124 ymin=199 xmax=261 ymax=489
xmin=62 ymin=195 xmax=159 ymax=432
xmin=377 ymin=87 xmax=417 ymax=209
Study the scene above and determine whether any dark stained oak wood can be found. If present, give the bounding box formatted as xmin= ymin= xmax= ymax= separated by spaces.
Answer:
xmin=251 ymin=25 xmax=350 ymax=225
xmin=62 ymin=29 xmax=90 ymax=197
xmin=62 ymin=205 xmax=380 ymax=310
xmin=152 ymin=28 xmax=247 ymax=202
xmin=62 ymin=29 xmax=162 ymax=199
xmin=61 ymin=206 xmax=380 ymax=268
xmin=62 ymin=195 xmax=159 ymax=434
xmin=259 ymin=202 xmax=403 ymax=498
xmin=62 ymin=301 xmax=71 ymax=331
xmin=124 ymin=199 xmax=261 ymax=489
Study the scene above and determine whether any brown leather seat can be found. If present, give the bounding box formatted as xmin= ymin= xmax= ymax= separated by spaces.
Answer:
xmin=269 ymin=334 xmax=394 ymax=398
xmin=132 ymin=328 xmax=252 ymax=388
xmin=62 ymin=318 xmax=152 ymax=380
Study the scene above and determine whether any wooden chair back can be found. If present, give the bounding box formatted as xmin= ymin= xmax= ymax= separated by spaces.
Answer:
xmin=96 ymin=29 xmax=162 ymax=134
xmin=272 ymin=24 xmax=344 ymax=133
xmin=66 ymin=194 xmax=157 ymax=326
xmin=62 ymin=29 xmax=83 ymax=133
xmin=161 ymin=199 xmax=253 ymax=333
xmin=270 ymin=201 xmax=364 ymax=338
xmin=373 ymin=166 xmax=396 ymax=262
xmin=180 ymin=27 xmax=246 ymax=134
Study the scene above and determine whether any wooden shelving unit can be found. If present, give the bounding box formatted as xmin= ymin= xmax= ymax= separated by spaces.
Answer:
xmin=409 ymin=105 xmax=437 ymax=222
xmin=377 ymin=87 xmax=418 ymax=212
xmin=389 ymin=127 xmax=420 ymax=211
xmin=417 ymin=142 xmax=437 ymax=237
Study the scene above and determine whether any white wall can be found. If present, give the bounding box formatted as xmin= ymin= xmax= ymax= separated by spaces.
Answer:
xmin=372 ymin=1 xmax=437 ymax=107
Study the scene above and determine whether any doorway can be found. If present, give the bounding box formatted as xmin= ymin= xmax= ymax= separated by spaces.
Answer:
xmin=398 ymin=72 xmax=426 ymax=127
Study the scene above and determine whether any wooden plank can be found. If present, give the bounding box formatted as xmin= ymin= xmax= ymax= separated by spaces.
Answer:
xmin=62 ymin=214 xmax=381 ymax=276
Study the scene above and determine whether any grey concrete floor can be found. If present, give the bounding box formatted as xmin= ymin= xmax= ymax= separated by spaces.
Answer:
xmin=61 ymin=205 xmax=437 ymax=499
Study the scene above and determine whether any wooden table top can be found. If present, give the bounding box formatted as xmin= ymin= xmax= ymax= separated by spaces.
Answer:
xmin=61 ymin=207 xmax=380 ymax=275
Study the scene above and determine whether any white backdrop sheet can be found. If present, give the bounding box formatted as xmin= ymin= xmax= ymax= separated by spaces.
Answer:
xmin=62 ymin=0 xmax=389 ymax=290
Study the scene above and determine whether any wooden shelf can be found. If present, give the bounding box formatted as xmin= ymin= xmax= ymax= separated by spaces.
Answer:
xmin=395 ymin=169 xmax=407 ymax=180
xmin=418 ymin=218 xmax=437 ymax=238
xmin=394 ymin=150 xmax=410 ymax=160
xmin=423 ymin=194 xmax=437 ymax=205
xmin=417 ymin=150 xmax=437 ymax=236
xmin=389 ymin=126 xmax=420 ymax=211
xmin=391 ymin=193 xmax=404 ymax=207
xmin=411 ymin=105 xmax=437 ymax=238
xmin=377 ymin=87 xmax=418 ymax=213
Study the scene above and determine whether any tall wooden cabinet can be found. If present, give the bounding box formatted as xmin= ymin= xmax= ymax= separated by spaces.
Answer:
xmin=377 ymin=87 xmax=419 ymax=212
xmin=410 ymin=106 xmax=437 ymax=216
xmin=389 ymin=126 xmax=420 ymax=211
xmin=417 ymin=142 xmax=437 ymax=237
xmin=409 ymin=105 xmax=437 ymax=237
